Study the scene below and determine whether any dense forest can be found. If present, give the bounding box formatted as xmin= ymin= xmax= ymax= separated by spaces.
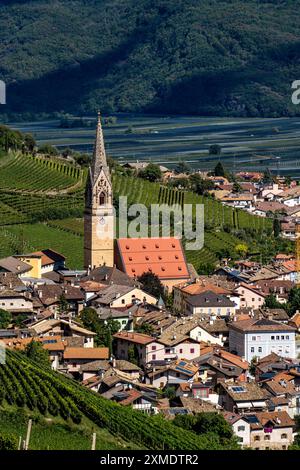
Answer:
xmin=0 ymin=0 xmax=300 ymax=117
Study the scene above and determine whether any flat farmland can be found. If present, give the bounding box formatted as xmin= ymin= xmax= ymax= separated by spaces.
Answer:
xmin=10 ymin=115 xmax=300 ymax=177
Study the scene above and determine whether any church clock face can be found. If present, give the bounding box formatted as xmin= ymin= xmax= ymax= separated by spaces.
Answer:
xmin=99 ymin=216 xmax=106 ymax=226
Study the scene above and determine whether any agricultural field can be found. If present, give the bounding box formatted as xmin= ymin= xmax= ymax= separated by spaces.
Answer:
xmin=0 ymin=224 xmax=83 ymax=269
xmin=11 ymin=116 xmax=300 ymax=177
xmin=0 ymin=350 xmax=235 ymax=450
xmin=0 ymin=154 xmax=82 ymax=193
xmin=0 ymin=407 xmax=140 ymax=451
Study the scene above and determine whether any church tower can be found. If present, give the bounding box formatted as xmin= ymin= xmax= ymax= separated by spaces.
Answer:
xmin=84 ymin=113 xmax=114 ymax=269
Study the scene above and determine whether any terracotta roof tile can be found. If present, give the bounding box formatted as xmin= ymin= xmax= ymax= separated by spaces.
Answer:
xmin=117 ymin=237 xmax=189 ymax=280
xmin=63 ymin=347 xmax=109 ymax=360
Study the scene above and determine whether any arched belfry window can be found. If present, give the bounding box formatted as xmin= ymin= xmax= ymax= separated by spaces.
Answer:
xmin=99 ymin=191 xmax=106 ymax=206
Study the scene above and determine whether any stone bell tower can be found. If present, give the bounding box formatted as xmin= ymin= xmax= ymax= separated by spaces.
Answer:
xmin=84 ymin=112 xmax=114 ymax=269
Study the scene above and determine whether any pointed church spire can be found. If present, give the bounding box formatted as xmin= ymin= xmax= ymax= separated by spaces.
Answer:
xmin=91 ymin=111 xmax=109 ymax=181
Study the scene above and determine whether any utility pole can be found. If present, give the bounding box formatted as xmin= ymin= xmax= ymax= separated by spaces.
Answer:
xmin=25 ymin=419 xmax=32 ymax=450
xmin=91 ymin=432 xmax=97 ymax=450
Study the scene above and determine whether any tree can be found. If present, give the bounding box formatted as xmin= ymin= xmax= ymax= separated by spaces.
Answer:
xmin=174 ymin=159 xmax=191 ymax=175
xmin=137 ymin=271 xmax=165 ymax=300
xmin=209 ymin=144 xmax=222 ymax=156
xmin=24 ymin=340 xmax=50 ymax=368
xmin=58 ymin=293 xmax=69 ymax=314
xmin=80 ymin=307 xmax=100 ymax=332
xmin=249 ymin=356 xmax=258 ymax=376
xmin=139 ymin=163 xmax=162 ymax=182
xmin=0 ymin=433 xmax=18 ymax=450
xmin=13 ymin=314 xmax=27 ymax=328
xmin=214 ymin=161 xmax=225 ymax=177
xmin=234 ymin=243 xmax=248 ymax=258
xmin=263 ymin=168 xmax=274 ymax=184
xmin=287 ymin=287 xmax=300 ymax=317
xmin=0 ymin=309 xmax=11 ymax=328
xmin=273 ymin=217 xmax=280 ymax=238
xmin=263 ymin=294 xmax=283 ymax=310
xmin=38 ymin=143 xmax=58 ymax=156
xmin=232 ymin=182 xmax=242 ymax=193
xmin=189 ymin=174 xmax=214 ymax=195
xmin=135 ymin=322 xmax=155 ymax=335
xmin=163 ymin=386 xmax=176 ymax=400
xmin=173 ymin=412 xmax=238 ymax=447
xmin=23 ymin=133 xmax=36 ymax=154
xmin=80 ymin=307 xmax=119 ymax=351
xmin=128 ymin=344 xmax=139 ymax=365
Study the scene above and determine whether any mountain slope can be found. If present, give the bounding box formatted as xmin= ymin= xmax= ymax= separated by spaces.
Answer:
xmin=0 ymin=0 xmax=300 ymax=117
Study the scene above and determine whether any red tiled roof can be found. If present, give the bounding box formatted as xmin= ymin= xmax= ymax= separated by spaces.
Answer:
xmin=64 ymin=347 xmax=109 ymax=360
xmin=117 ymin=237 xmax=189 ymax=280
xmin=113 ymin=331 xmax=155 ymax=345
xmin=182 ymin=282 xmax=231 ymax=296
xmin=119 ymin=389 xmax=142 ymax=406
xmin=31 ymin=251 xmax=55 ymax=266
xmin=282 ymin=260 xmax=296 ymax=272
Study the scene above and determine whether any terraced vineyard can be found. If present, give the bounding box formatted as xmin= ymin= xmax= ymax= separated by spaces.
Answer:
xmin=0 ymin=350 xmax=236 ymax=450
xmin=0 ymin=154 xmax=82 ymax=193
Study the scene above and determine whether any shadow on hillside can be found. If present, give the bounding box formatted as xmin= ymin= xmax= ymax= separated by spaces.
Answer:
xmin=6 ymin=24 xmax=146 ymax=113
xmin=5 ymin=36 xmax=300 ymax=116
xmin=145 ymin=41 xmax=300 ymax=116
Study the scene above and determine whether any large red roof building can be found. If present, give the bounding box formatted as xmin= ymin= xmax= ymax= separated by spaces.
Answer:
xmin=115 ymin=237 xmax=190 ymax=291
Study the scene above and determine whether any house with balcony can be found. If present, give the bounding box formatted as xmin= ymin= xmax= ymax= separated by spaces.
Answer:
xmin=217 ymin=380 xmax=268 ymax=414
xmin=246 ymin=411 xmax=295 ymax=450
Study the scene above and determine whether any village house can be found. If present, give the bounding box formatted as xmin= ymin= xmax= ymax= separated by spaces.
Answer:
xmin=217 ymin=380 xmax=268 ymax=414
xmin=35 ymin=284 xmax=84 ymax=316
xmin=29 ymin=318 xmax=96 ymax=347
xmin=281 ymin=220 xmax=296 ymax=240
xmin=145 ymin=359 xmax=199 ymax=388
xmin=222 ymin=412 xmax=251 ymax=448
xmin=62 ymin=347 xmax=110 ymax=376
xmin=93 ymin=306 xmax=135 ymax=332
xmin=0 ymin=256 xmax=32 ymax=277
xmin=229 ymin=317 xmax=296 ymax=362
xmin=197 ymin=349 xmax=249 ymax=386
xmin=89 ymin=284 xmax=157 ymax=309
xmin=245 ymin=411 xmax=295 ymax=450
xmin=113 ymin=327 xmax=201 ymax=367
xmin=173 ymin=280 xmax=239 ymax=314
xmin=80 ymin=358 xmax=141 ymax=382
xmin=0 ymin=289 xmax=33 ymax=315
xmin=220 ymin=193 xmax=255 ymax=211
xmin=235 ymin=284 xmax=266 ymax=309
xmin=184 ymin=290 xmax=236 ymax=317
xmin=278 ymin=186 xmax=300 ymax=208
xmin=262 ymin=376 xmax=300 ymax=418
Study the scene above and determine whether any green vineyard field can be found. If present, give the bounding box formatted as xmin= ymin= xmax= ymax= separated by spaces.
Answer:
xmin=0 ymin=350 xmax=236 ymax=450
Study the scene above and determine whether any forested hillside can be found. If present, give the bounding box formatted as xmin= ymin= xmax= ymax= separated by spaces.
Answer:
xmin=0 ymin=0 xmax=300 ymax=117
